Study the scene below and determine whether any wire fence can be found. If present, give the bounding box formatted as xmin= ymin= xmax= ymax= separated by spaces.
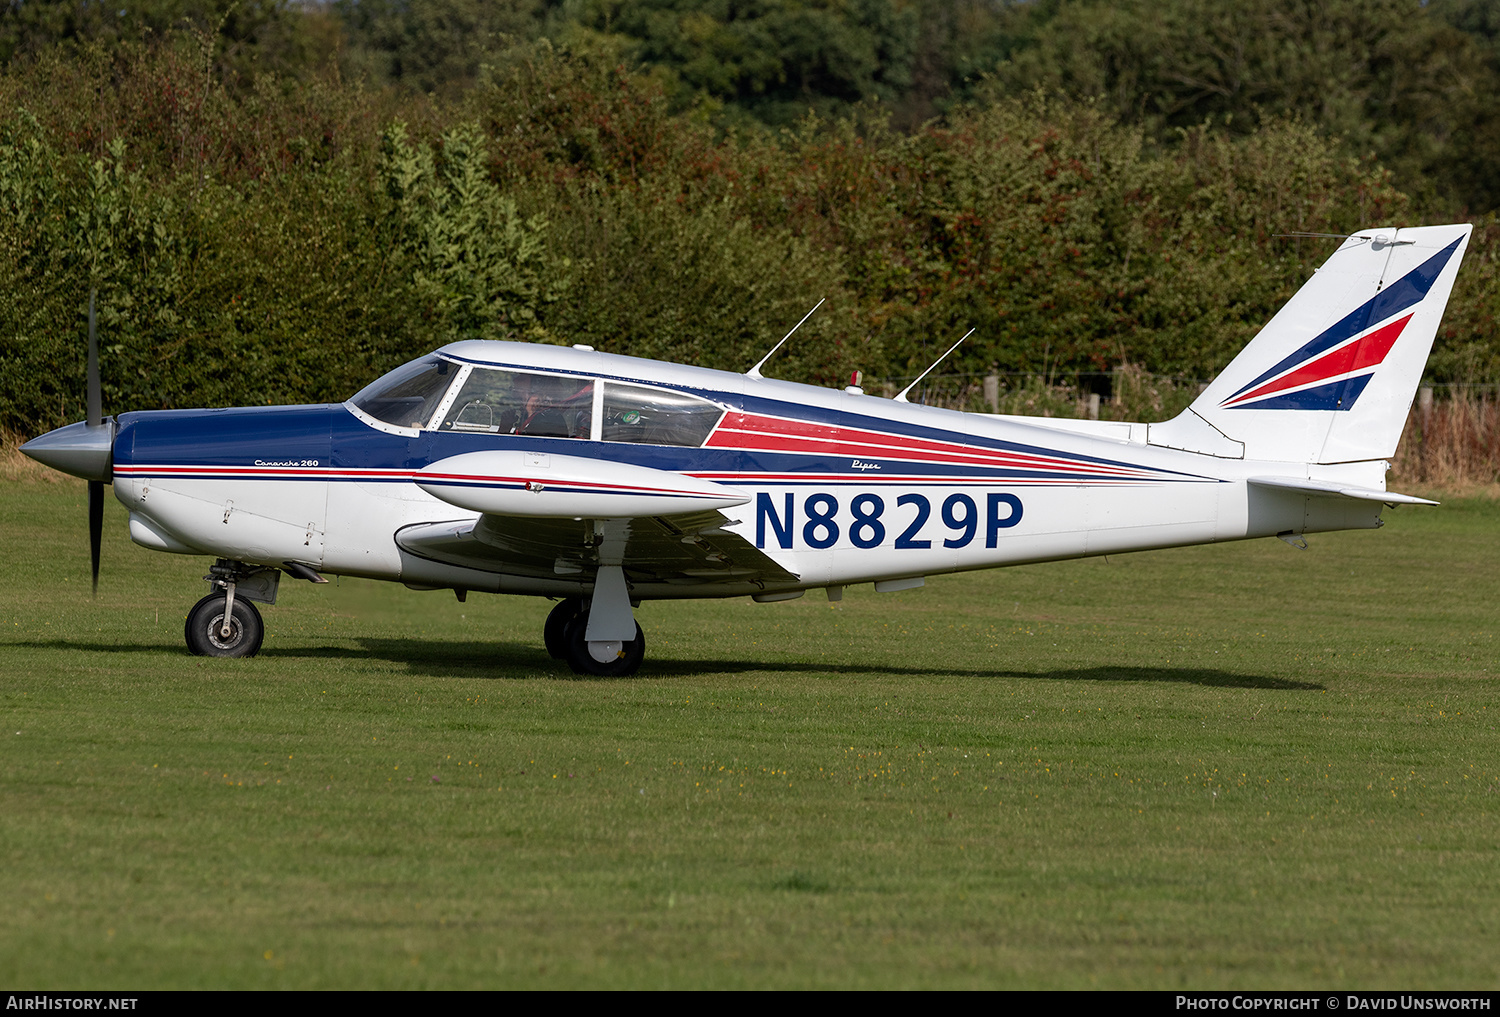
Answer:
xmin=865 ymin=369 xmax=1499 ymax=486
xmin=868 ymin=369 xmax=1500 ymax=425
xmin=1391 ymin=390 xmax=1500 ymax=487
xmin=863 ymin=367 xmax=1206 ymax=420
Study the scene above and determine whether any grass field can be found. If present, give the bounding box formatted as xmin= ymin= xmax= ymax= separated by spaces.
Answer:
xmin=2 ymin=480 xmax=1497 ymax=989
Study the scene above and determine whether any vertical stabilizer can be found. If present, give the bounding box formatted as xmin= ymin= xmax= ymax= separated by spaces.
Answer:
xmin=1148 ymin=224 xmax=1471 ymax=464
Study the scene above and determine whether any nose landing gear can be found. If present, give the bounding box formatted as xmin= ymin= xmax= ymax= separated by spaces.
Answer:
xmin=183 ymin=559 xmax=284 ymax=658
xmin=185 ymin=592 xmax=264 ymax=657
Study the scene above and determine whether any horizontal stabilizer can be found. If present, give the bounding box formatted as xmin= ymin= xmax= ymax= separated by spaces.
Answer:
xmin=1247 ymin=476 xmax=1438 ymax=506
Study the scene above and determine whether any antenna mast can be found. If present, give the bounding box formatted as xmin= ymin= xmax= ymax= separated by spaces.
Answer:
xmin=894 ymin=328 xmax=975 ymax=403
xmin=747 ymin=298 xmax=825 ymax=379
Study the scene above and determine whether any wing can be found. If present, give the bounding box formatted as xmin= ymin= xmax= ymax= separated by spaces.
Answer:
xmin=395 ymin=509 xmax=801 ymax=588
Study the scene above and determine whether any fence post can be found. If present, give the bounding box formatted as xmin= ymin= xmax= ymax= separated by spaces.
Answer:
xmin=1086 ymin=392 xmax=1101 ymax=420
xmin=1418 ymin=385 xmax=1434 ymax=428
xmin=983 ymin=374 xmax=999 ymax=414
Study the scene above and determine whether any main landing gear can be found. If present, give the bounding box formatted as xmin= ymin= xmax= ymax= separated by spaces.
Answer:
xmin=544 ymin=582 xmax=646 ymax=678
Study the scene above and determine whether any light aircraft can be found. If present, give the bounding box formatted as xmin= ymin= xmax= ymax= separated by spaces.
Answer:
xmin=20 ymin=224 xmax=1471 ymax=676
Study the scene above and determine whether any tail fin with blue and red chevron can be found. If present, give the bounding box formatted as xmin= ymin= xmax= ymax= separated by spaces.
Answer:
xmin=1149 ymin=224 xmax=1472 ymax=465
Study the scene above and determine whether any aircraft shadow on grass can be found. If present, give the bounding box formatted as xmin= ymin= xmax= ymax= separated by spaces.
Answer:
xmin=13 ymin=638 xmax=1325 ymax=690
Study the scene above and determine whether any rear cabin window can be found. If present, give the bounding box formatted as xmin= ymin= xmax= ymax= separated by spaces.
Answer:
xmin=602 ymin=383 xmax=723 ymax=447
xmin=349 ymin=356 xmax=457 ymax=429
xmin=438 ymin=368 xmax=594 ymax=440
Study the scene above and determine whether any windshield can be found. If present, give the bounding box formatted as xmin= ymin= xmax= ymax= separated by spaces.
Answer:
xmin=349 ymin=356 xmax=458 ymax=429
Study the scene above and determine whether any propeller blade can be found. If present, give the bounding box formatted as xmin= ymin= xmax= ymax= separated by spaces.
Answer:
xmin=87 ymin=288 xmax=103 ymax=594
xmin=89 ymin=479 xmax=103 ymax=596
xmin=87 ymin=287 xmax=100 ymax=428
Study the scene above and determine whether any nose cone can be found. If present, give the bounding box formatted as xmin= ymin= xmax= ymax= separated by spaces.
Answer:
xmin=19 ymin=419 xmax=116 ymax=482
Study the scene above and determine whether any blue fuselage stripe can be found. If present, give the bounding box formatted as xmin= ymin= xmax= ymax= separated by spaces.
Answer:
xmin=113 ymin=404 xmax=1213 ymax=485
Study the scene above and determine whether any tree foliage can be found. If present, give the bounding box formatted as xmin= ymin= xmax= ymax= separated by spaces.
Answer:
xmin=381 ymin=121 xmax=560 ymax=340
xmin=3 ymin=6 xmax=1500 ymax=437
xmin=981 ymin=0 xmax=1500 ymax=213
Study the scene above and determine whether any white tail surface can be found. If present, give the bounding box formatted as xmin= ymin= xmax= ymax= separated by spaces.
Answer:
xmin=1149 ymin=224 xmax=1472 ymax=464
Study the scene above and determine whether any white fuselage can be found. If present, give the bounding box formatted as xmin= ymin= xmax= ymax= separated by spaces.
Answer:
xmin=112 ymin=341 xmax=1388 ymax=601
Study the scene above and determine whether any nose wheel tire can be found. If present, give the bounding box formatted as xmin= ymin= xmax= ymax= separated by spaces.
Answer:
xmin=544 ymin=597 xmax=584 ymax=659
xmin=562 ymin=614 xmax=645 ymax=677
xmin=185 ymin=593 xmax=264 ymax=658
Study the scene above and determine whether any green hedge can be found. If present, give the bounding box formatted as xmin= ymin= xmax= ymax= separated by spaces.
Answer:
xmin=1 ymin=41 xmax=1496 ymax=437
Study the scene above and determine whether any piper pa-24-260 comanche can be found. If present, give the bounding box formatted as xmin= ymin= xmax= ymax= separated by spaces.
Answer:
xmin=21 ymin=224 xmax=1472 ymax=676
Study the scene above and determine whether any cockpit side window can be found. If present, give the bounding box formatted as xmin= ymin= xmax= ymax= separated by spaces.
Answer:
xmin=349 ymin=356 xmax=458 ymax=430
xmin=602 ymin=383 xmax=724 ymax=447
xmin=438 ymin=367 xmax=594 ymax=440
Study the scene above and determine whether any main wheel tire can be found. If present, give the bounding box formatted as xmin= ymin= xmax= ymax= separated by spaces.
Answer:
xmin=184 ymin=593 xmax=264 ymax=658
xmin=562 ymin=614 xmax=645 ymax=677
xmin=543 ymin=597 xmax=583 ymax=659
